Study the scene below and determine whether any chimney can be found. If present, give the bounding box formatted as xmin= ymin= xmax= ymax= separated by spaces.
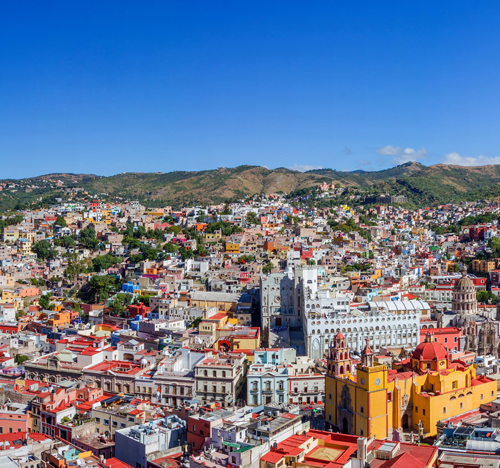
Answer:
xmin=357 ymin=437 xmax=368 ymax=465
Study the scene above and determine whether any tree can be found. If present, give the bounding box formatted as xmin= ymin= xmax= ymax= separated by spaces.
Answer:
xmin=92 ymin=253 xmax=123 ymax=272
xmin=109 ymin=296 xmax=126 ymax=316
xmin=79 ymin=226 xmax=99 ymax=250
xmin=32 ymin=240 xmax=58 ymax=260
xmin=307 ymin=259 xmax=316 ymax=266
xmin=189 ymin=316 xmax=203 ymax=329
xmin=179 ymin=245 xmax=195 ymax=261
xmin=54 ymin=236 xmax=76 ymax=248
xmin=262 ymin=261 xmax=273 ymax=275
xmin=39 ymin=294 xmax=50 ymax=309
xmin=246 ymin=212 xmax=260 ymax=225
xmin=14 ymin=355 xmax=29 ymax=365
xmin=88 ymin=275 xmax=119 ymax=303
xmin=65 ymin=253 xmax=86 ymax=281
xmin=54 ymin=216 xmax=67 ymax=227
xmin=488 ymin=237 xmax=500 ymax=257
xmin=139 ymin=243 xmax=159 ymax=261
xmin=164 ymin=242 xmax=177 ymax=253
xmin=135 ymin=295 xmax=151 ymax=306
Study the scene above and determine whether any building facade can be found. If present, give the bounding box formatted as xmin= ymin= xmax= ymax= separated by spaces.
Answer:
xmin=325 ymin=332 xmax=497 ymax=438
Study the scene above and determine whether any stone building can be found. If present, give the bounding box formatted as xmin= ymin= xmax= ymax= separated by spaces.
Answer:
xmin=437 ymin=267 xmax=500 ymax=358
xmin=451 ymin=267 xmax=478 ymax=316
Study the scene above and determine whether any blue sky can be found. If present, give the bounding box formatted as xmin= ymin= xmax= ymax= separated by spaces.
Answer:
xmin=1 ymin=1 xmax=500 ymax=178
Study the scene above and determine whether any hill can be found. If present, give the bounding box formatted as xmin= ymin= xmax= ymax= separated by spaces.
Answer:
xmin=83 ymin=166 xmax=333 ymax=206
xmin=3 ymin=162 xmax=500 ymax=210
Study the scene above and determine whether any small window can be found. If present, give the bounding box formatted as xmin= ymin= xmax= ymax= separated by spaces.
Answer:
xmin=360 ymin=406 xmax=364 ymax=414
xmin=442 ymin=407 xmax=446 ymax=414
xmin=95 ymin=418 xmax=101 ymax=423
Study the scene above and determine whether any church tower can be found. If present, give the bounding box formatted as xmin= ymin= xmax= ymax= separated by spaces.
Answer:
xmin=360 ymin=339 xmax=375 ymax=368
xmin=327 ymin=332 xmax=352 ymax=377
xmin=452 ymin=266 xmax=477 ymax=316
xmin=327 ymin=332 xmax=352 ymax=378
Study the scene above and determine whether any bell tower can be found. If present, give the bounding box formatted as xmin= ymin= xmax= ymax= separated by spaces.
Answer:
xmin=360 ymin=339 xmax=375 ymax=369
xmin=327 ymin=332 xmax=352 ymax=378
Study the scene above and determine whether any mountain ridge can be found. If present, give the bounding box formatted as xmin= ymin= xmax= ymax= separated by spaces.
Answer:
xmin=2 ymin=162 xmax=500 ymax=210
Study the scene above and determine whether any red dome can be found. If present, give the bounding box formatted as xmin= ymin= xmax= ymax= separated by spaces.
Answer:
xmin=412 ymin=340 xmax=448 ymax=361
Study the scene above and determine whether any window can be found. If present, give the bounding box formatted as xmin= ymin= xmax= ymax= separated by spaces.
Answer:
xmin=95 ymin=418 xmax=101 ymax=423
xmin=104 ymin=419 xmax=109 ymax=426
xmin=444 ymin=337 xmax=448 ymax=343
xmin=387 ymin=392 xmax=392 ymax=402
xmin=415 ymin=407 xmax=418 ymax=413
xmin=481 ymin=394 xmax=484 ymax=400
xmin=423 ymin=409 xmax=426 ymax=416
xmin=443 ymin=407 xmax=446 ymax=414
xmin=128 ymin=417 xmax=134 ymax=422
xmin=329 ymin=393 xmax=332 ymax=401
xmin=112 ymin=421 xmax=117 ymax=427
xmin=492 ymin=391 xmax=495 ymax=397
xmin=121 ymin=423 xmax=126 ymax=428
xmin=360 ymin=430 xmax=364 ymax=436
xmin=460 ymin=403 xmax=463 ymax=410
xmin=452 ymin=381 xmax=457 ymax=389
xmin=360 ymin=406 xmax=364 ymax=414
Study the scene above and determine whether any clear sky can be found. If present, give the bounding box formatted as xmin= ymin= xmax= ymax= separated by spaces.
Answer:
xmin=1 ymin=1 xmax=500 ymax=178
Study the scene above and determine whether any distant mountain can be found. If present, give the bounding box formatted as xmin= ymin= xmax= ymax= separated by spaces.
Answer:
xmin=3 ymin=162 xmax=500 ymax=210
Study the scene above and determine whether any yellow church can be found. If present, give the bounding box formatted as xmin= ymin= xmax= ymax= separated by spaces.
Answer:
xmin=325 ymin=332 xmax=497 ymax=438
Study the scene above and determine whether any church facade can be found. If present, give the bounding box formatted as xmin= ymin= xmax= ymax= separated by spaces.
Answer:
xmin=325 ymin=332 xmax=497 ymax=438
xmin=437 ymin=267 xmax=500 ymax=358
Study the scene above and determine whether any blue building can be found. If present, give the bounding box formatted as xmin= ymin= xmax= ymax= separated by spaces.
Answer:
xmin=247 ymin=348 xmax=297 ymax=406
xmin=122 ymin=281 xmax=140 ymax=294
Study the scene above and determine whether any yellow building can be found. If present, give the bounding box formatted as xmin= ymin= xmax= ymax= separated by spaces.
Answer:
xmin=325 ymin=332 xmax=496 ymax=438
xmin=225 ymin=242 xmax=240 ymax=254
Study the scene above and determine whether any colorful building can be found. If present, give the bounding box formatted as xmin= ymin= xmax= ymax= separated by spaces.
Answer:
xmin=325 ymin=332 xmax=497 ymax=438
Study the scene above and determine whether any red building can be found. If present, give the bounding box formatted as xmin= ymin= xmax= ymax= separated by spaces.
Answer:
xmin=419 ymin=328 xmax=462 ymax=352
xmin=0 ymin=323 xmax=19 ymax=335
xmin=125 ymin=303 xmax=149 ymax=318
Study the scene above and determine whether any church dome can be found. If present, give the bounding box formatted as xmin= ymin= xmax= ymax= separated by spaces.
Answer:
xmin=453 ymin=267 xmax=475 ymax=293
xmin=412 ymin=336 xmax=448 ymax=361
